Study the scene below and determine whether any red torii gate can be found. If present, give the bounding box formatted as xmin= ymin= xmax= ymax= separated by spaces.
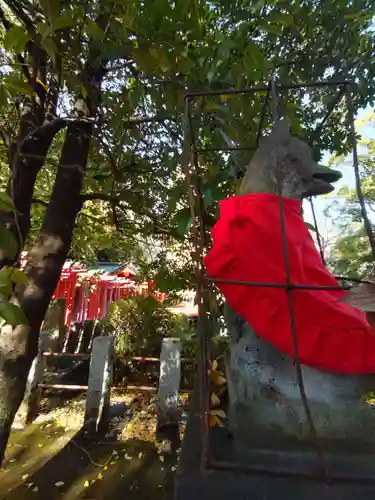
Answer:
xmin=20 ymin=255 xmax=166 ymax=328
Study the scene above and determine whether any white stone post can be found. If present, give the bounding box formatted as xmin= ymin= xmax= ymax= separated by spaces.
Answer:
xmin=84 ymin=335 xmax=114 ymax=434
xmin=157 ymin=337 xmax=182 ymax=426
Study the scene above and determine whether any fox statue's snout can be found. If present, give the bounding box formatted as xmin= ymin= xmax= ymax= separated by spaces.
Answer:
xmin=240 ymin=119 xmax=342 ymax=199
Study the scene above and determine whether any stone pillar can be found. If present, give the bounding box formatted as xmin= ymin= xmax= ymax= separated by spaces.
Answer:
xmin=157 ymin=337 xmax=182 ymax=426
xmin=39 ymin=298 xmax=67 ymax=352
xmin=14 ymin=351 xmax=46 ymax=427
xmin=84 ymin=335 xmax=114 ymax=435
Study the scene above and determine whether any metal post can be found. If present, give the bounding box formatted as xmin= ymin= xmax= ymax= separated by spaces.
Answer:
xmin=345 ymin=83 xmax=375 ymax=259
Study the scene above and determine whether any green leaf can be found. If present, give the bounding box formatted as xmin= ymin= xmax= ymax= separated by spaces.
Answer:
xmin=266 ymin=12 xmax=294 ymax=27
xmin=0 ymin=267 xmax=26 ymax=296
xmin=0 ymin=268 xmax=12 ymax=297
xmin=305 ymin=222 xmax=317 ymax=233
xmin=0 ymin=192 xmax=14 ymax=212
xmin=3 ymin=25 xmax=30 ymax=53
xmin=98 ymin=42 xmax=131 ymax=62
xmin=175 ymin=208 xmax=193 ymax=237
xmin=41 ymin=37 xmax=58 ymax=65
xmin=204 ymin=188 xmax=214 ymax=209
xmin=3 ymin=74 xmax=34 ymax=96
xmin=243 ymin=43 xmax=266 ymax=73
xmin=53 ymin=11 xmax=76 ymax=30
xmin=250 ymin=0 xmax=266 ymax=12
xmin=262 ymin=23 xmax=283 ymax=35
xmin=0 ymin=300 xmax=27 ymax=325
xmin=0 ymin=226 xmax=18 ymax=259
xmin=9 ymin=268 xmax=28 ymax=286
xmin=204 ymin=102 xmax=225 ymax=113
xmin=39 ymin=0 xmax=61 ymax=22
xmin=86 ymin=19 xmax=105 ymax=41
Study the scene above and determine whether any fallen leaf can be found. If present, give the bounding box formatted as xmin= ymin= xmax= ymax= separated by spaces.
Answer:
xmin=209 ymin=414 xmax=225 ymax=428
xmin=210 ymin=409 xmax=226 ymax=419
xmin=211 ymin=393 xmax=220 ymax=407
xmin=210 ymin=371 xmax=226 ymax=386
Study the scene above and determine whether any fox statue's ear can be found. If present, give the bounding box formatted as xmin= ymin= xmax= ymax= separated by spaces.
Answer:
xmin=270 ymin=118 xmax=291 ymax=146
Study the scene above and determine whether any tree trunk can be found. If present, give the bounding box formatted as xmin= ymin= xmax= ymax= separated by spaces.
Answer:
xmin=0 ymin=61 xmax=105 ymax=463
xmin=0 ymin=99 xmax=61 ymax=267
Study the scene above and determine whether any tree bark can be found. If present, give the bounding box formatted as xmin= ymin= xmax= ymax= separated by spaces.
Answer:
xmin=0 ymin=61 xmax=105 ymax=463
xmin=0 ymin=81 xmax=62 ymax=268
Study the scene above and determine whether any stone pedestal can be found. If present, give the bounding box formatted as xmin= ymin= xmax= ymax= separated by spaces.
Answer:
xmin=175 ymin=384 xmax=375 ymax=500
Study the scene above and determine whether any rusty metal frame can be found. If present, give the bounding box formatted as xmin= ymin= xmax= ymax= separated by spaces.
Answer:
xmin=182 ymin=79 xmax=375 ymax=484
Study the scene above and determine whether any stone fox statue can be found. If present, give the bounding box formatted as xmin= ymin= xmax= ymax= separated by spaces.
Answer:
xmin=205 ymin=119 xmax=375 ymax=451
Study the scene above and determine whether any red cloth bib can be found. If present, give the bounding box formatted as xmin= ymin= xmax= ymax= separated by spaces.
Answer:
xmin=205 ymin=193 xmax=375 ymax=374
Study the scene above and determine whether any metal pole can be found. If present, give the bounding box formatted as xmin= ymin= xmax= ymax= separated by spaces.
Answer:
xmin=345 ymin=83 xmax=375 ymax=260
xmin=309 ymin=197 xmax=326 ymax=265
xmin=270 ymin=77 xmax=326 ymax=478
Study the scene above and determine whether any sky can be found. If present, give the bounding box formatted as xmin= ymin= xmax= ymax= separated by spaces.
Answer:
xmin=303 ymin=104 xmax=375 ymax=240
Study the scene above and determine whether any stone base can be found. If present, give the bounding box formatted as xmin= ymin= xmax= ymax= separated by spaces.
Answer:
xmin=175 ymin=389 xmax=375 ymax=500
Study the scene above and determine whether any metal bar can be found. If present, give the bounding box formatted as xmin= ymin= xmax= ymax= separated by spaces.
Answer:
xmin=123 ymin=115 xmax=176 ymax=125
xmin=185 ymin=80 xmax=351 ymax=99
xmin=271 ymin=77 xmax=326 ymax=478
xmin=182 ymin=97 xmax=197 ymax=234
xmin=195 ymin=146 xmax=256 ymax=153
xmin=310 ymin=87 xmax=346 ymax=144
xmin=40 ymin=384 xmax=88 ymax=390
xmin=42 ymin=352 xmax=90 ymax=359
xmin=204 ymin=276 xmax=350 ymax=291
xmin=187 ymin=101 xmax=212 ymax=472
xmin=121 ymin=356 xmax=194 ymax=363
xmin=334 ymin=275 xmax=369 ymax=284
xmin=345 ymin=83 xmax=375 ymax=259
xmin=256 ymin=82 xmax=271 ymax=147
xmin=188 ymin=108 xmax=209 ymax=250
xmin=207 ymin=458 xmax=375 ymax=485
xmin=40 ymin=383 xmax=193 ymax=393
xmin=42 ymin=353 xmax=194 ymax=363
xmin=308 ymin=197 xmax=326 ymax=265
xmin=199 ymin=313 xmax=211 ymax=471
xmin=182 ymin=96 xmax=210 ymax=472
xmin=114 ymin=385 xmax=193 ymax=393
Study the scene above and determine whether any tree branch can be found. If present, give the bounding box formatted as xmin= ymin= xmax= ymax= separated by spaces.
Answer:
xmin=81 ymin=192 xmax=122 ymax=203
xmin=31 ymin=198 xmax=48 ymax=207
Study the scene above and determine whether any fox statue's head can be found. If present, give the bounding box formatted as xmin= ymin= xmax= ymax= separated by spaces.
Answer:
xmin=240 ymin=119 xmax=342 ymax=198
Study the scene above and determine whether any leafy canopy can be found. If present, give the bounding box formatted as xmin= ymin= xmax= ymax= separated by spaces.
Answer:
xmin=0 ymin=0 xmax=374 ymax=291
